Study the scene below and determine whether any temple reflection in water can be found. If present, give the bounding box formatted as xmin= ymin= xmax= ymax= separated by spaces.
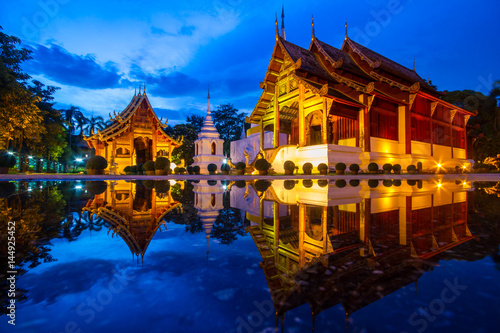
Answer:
xmin=231 ymin=178 xmax=476 ymax=329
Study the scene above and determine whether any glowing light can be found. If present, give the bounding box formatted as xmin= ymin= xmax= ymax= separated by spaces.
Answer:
xmin=40 ymin=159 xmax=43 ymax=161
xmin=437 ymin=183 xmax=442 ymax=188
xmin=7 ymin=151 xmax=13 ymax=155
xmin=28 ymin=156 xmax=32 ymax=159
xmin=222 ymin=185 xmax=227 ymax=190
xmin=75 ymin=158 xmax=83 ymax=163
xmin=27 ymin=188 xmax=32 ymax=192
xmin=170 ymin=162 xmax=176 ymax=170
xmin=75 ymin=185 xmax=82 ymax=189
xmin=223 ymin=158 xmax=227 ymax=164
xmin=463 ymin=181 xmax=467 ymax=186
xmin=437 ymin=163 xmax=442 ymax=168
xmin=463 ymin=165 xmax=466 ymax=169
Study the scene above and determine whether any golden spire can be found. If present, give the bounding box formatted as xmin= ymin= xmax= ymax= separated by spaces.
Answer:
xmin=311 ymin=14 xmax=315 ymax=41
xmin=143 ymin=82 xmax=146 ymax=94
xmin=345 ymin=18 xmax=348 ymax=40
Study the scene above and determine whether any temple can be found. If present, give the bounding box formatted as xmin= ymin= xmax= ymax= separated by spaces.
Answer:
xmin=83 ymin=180 xmax=181 ymax=262
xmin=232 ymin=16 xmax=475 ymax=173
xmin=84 ymin=87 xmax=182 ymax=173
xmin=232 ymin=178 xmax=475 ymax=329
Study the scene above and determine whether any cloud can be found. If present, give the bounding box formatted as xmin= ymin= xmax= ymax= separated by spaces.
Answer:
xmin=24 ymin=43 xmax=124 ymax=89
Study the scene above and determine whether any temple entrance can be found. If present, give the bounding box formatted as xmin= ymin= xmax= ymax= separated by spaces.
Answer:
xmin=134 ymin=137 xmax=152 ymax=165
xmin=305 ymin=111 xmax=323 ymax=146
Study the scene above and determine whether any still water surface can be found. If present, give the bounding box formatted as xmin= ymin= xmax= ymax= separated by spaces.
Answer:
xmin=0 ymin=179 xmax=499 ymax=333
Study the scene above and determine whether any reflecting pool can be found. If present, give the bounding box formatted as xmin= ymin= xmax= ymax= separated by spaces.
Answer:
xmin=1 ymin=179 xmax=500 ymax=332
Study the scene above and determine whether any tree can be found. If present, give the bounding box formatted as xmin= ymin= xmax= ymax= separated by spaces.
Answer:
xmin=0 ymin=28 xmax=44 ymax=151
xmin=186 ymin=114 xmax=204 ymax=133
xmin=164 ymin=123 xmax=198 ymax=166
xmin=211 ymin=103 xmax=246 ymax=156
xmin=85 ymin=115 xmax=106 ymax=136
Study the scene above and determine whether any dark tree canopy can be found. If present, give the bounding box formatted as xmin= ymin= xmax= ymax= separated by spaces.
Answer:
xmin=164 ymin=123 xmax=198 ymax=166
xmin=186 ymin=114 xmax=204 ymax=133
xmin=211 ymin=103 xmax=246 ymax=156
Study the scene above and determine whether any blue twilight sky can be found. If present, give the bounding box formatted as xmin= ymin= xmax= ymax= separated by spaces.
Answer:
xmin=1 ymin=0 xmax=499 ymax=125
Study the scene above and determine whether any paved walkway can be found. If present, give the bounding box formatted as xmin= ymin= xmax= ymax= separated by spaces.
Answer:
xmin=1 ymin=173 xmax=499 ymax=181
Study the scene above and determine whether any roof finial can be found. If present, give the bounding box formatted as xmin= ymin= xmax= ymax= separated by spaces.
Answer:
xmin=311 ymin=14 xmax=315 ymax=40
xmin=134 ymin=87 xmax=136 ymax=96
xmin=345 ymin=18 xmax=348 ymax=40
xmin=413 ymin=57 xmax=416 ymax=71
xmin=275 ymin=12 xmax=279 ymax=39
xmin=207 ymin=84 xmax=211 ymax=114
xmin=138 ymin=83 xmax=141 ymax=95
xmin=143 ymin=82 xmax=146 ymax=94
xmin=281 ymin=4 xmax=286 ymax=41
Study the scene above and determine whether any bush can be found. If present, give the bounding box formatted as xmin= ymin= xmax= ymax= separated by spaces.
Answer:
xmin=318 ymin=163 xmax=329 ymax=172
xmin=407 ymin=164 xmax=416 ymax=173
xmin=193 ymin=165 xmax=200 ymax=174
xmin=154 ymin=180 xmax=170 ymax=193
xmin=255 ymin=180 xmax=271 ymax=192
xmin=86 ymin=156 xmax=107 ymax=170
xmin=335 ymin=179 xmax=347 ymax=188
xmin=124 ymin=166 xmax=131 ymax=173
xmin=335 ymin=162 xmax=346 ymax=171
xmin=317 ymin=179 xmax=328 ymax=187
xmin=393 ymin=180 xmax=402 ymax=187
xmin=221 ymin=164 xmax=230 ymax=172
xmin=235 ymin=162 xmax=246 ymax=170
xmin=86 ymin=181 xmax=108 ymax=195
xmin=255 ymin=159 xmax=270 ymax=171
xmin=155 ymin=157 xmax=170 ymax=171
xmin=235 ymin=180 xmax=246 ymax=188
xmin=143 ymin=180 xmax=155 ymax=189
xmin=208 ymin=180 xmax=217 ymax=186
xmin=207 ymin=163 xmax=217 ymax=173
xmin=284 ymin=160 xmax=295 ymax=171
xmin=302 ymin=179 xmax=313 ymax=188
xmin=368 ymin=162 xmax=379 ymax=172
xmin=0 ymin=182 xmax=16 ymax=198
xmin=137 ymin=163 xmax=144 ymax=174
xmin=393 ymin=164 xmax=401 ymax=172
xmin=130 ymin=165 xmax=138 ymax=174
xmin=143 ymin=161 xmax=155 ymax=171
xmin=349 ymin=179 xmax=360 ymax=187
xmin=187 ymin=166 xmax=193 ymax=174
xmin=0 ymin=151 xmax=16 ymax=168
xmin=382 ymin=163 xmax=392 ymax=172
xmin=349 ymin=163 xmax=360 ymax=172
xmin=174 ymin=167 xmax=186 ymax=174
xmin=303 ymin=162 xmax=313 ymax=173
xmin=284 ymin=180 xmax=296 ymax=190
xmin=383 ymin=179 xmax=393 ymax=187
xmin=368 ymin=179 xmax=379 ymax=188
xmin=407 ymin=180 xmax=417 ymax=186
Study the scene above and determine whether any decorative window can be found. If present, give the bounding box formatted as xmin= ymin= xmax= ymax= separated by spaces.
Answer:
xmin=211 ymin=142 xmax=216 ymax=155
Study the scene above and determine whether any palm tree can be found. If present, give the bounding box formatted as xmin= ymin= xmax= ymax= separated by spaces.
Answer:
xmin=85 ymin=115 xmax=106 ymax=136
xmin=74 ymin=112 xmax=89 ymax=138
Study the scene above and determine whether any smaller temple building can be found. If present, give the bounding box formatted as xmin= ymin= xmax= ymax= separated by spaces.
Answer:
xmin=84 ymin=88 xmax=182 ymax=173
xmin=192 ymin=90 xmax=225 ymax=174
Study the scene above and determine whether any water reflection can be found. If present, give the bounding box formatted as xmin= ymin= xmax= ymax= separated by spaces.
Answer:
xmin=1 ymin=179 xmax=500 ymax=332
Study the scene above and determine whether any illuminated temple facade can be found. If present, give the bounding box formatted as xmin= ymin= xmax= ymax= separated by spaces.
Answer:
xmin=232 ymin=179 xmax=475 ymax=322
xmin=84 ymin=89 xmax=181 ymax=173
xmin=233 ymin=19 xmax=474 ymax=173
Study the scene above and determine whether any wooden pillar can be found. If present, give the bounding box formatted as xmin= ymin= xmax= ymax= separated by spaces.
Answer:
xmin=322 ymin=206 xmax=328 ymax=253
xmin=363 ymin=107 xmax=371 ymax=152
xmin=259 ymin=119 xmax=264 ymax=151
xmin=298 ymin=83 xmax=305 ymax=147
xmin=130 ymin=128 xmax=134 ymax=166
xmin=405 ymin=105 xmax=411 ymax=154
xmin=273 ymin=87 xmax=280 ymax=148
xmin=322 ymin=98 xmax=328 ymax=144
xmin=274 ymin=202 xmax=280 ymax=262
xmin=152 ymin=130 xmax=157 ymax=160
xmin=298 ymin=204 xmax=305 ymax=266
xmin=334 ymin=116 xmax=339 ymax=145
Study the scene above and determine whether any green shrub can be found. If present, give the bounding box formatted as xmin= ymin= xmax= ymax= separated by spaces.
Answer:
xmin=187 ymin=166 xmax=193 ymax=174
xmin=0 ymin=151 xmax=16 ymax=168
xmin=155 ymin=157 xmax=170 ymax=170
xmin=207 ymin=163 xmax=217 ymax=173
xmin=137 ymin=163 xmax=144 ymax=174
xmin=368 ymin=179 xmax=379 ymax=188
xmin=302 ymin=179 xmax=313 ymax=188
xmin=302 ymin=162 xmax=313 ymax=173
xmin=235 ymin=162 xmax=246 ymax=170
xmin=143 ymin=161 xmax=155 ymax=171
xmin=335 ymin=179 xmax=347 ymax=188
xmin=193 ymin=165 xmax=200 ymax=174
xmin=235 ymin=180 xmax=246 ymax=188
xmin=130 ymin=165 xmax=138 ymax=174
xmin=221 ymin=164 xmax=230 ymax=172
xmin=349 ymin=163 xmax=360 ymax=172
xmin=393 ymin=164 xmax=401 ymax=172
xmin=174 ymin=167 xmax=186 ymax=174
xmin=382 ymin=163 xmax=392 ymax=172
xmin=284 ymin=160 xmax=295 ymax=171
xmin=255 ymin=180 xmax=271 ymax=192
xmin=318 ymin=163 xmax=329 ymax=172
xmin=284 ymin=180 xmax=296 ymax=190
xmin=393 ymin=180 xmax=402 ymax=187
xmin=86 ymin=156 xmax=107 ymax=170
xmin=208 ymin=180 xmax=217 ymax=186
xmin=0 ymin=182 xmax=16 ymax=198
xmin=86 ymin=181 xmax=108 ymax=195
xmin=143 ymin=180 xmax=155 ymax=189
xmin=154 ymin=180 xmax=170 ymax=193
xmin=317 ymin=179 xmax=328 ymax=187
xmin=407 ymin=180 xmax=417 ymax=186
xmin=368 ymin=162 xmax=379 ymax=172
xmin=255 ymin=159 xmax=270 ymax=171
xmin=407 ymin=164 xmax=416 ymax=173
xmin=335 ymin=162 xmax=346 ymax=171
xmin=124 ymin=166 xmax=131 ymax=173
xmin=349 ymin=179 xmax=360 ymax=187
xmin=383 ymin=179 xmax=393 ymax=187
